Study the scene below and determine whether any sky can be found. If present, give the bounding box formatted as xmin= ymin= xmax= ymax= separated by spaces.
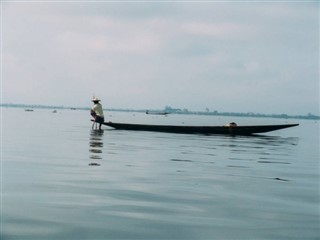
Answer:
xmin=1 ymin=1 xmax=319 ymax=115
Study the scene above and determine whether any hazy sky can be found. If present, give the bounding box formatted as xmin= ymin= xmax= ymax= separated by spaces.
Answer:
xmin=2 ymin=1 xmax=319 ymax=115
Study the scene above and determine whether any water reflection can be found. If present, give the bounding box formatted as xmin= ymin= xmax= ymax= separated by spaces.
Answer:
xmin=217 ymin=135 xmax=300 ymax=174
xmin=89 ymin=130 xmax=104 ymax=165
xmin=219 ymin=134 xmax=299 ymax=148
xmin=252 ymin=135 xmax=299 ymax=146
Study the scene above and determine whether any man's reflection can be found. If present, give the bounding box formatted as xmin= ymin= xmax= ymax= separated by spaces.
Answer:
xmin=89 ymin=130 xmax=104 ymax=165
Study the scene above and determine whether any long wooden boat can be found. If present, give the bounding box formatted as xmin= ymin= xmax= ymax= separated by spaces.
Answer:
xmin=146 ymin=110 xmax=169 ymax=115
xmin=101 ymin=121 xmax=299 ymax=135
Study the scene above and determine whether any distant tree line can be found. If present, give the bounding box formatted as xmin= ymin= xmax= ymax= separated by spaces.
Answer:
xmin=1 ymin=103 xmax=319 ymax=120
xmin=163 ymin=105 xmax=320 ymax=120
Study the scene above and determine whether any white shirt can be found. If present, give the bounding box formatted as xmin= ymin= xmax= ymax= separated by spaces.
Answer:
xmin=92 ymin=103 xmax=104 ymax=117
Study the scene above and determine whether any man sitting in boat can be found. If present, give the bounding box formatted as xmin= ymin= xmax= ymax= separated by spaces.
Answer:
xmin=225 ymin=122 xmax=238 ymax=127
xmin=91 ymin=97 xmax=104 ymax=130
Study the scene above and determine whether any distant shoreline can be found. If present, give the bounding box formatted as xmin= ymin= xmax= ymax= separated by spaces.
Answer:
xmin=1 ymin=103 xmax=319 ymax=120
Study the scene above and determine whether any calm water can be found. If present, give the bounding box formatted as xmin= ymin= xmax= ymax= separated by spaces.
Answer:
xmin=1 ymin=108 xmax=319 ymax=240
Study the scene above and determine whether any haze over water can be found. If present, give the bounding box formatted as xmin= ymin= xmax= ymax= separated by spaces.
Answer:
xmin=1 ymin=108 xmax=319 ymax=240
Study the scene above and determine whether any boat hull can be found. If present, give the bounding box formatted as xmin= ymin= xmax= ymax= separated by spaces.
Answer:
xmin=102 ymin=122 xmax=299 ymax=135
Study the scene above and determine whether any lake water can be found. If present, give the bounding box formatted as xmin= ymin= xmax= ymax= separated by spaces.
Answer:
xmin=1 ymin=107 xmax=319 ymax=240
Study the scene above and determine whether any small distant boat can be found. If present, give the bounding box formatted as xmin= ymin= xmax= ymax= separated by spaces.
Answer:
xmin=100 ymin=122 xmax=299 ymax=135
xmin=25 ymin=109 xmax=34 ymax=112
xmin=146 ymin=110 xmax=169 ymax=115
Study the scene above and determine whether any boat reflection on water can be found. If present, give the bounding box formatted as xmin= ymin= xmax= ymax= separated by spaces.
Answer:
xmin=248 ymin=135 xmax=299 ymax=150
xmin=220 ymin=134 xmax=299 ymax=151
xmin=89 ymin=130 xmax=104 ymax=166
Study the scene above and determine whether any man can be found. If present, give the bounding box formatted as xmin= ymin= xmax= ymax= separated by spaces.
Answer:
xmin=91 ymin=97 xmax=104 ymax=130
